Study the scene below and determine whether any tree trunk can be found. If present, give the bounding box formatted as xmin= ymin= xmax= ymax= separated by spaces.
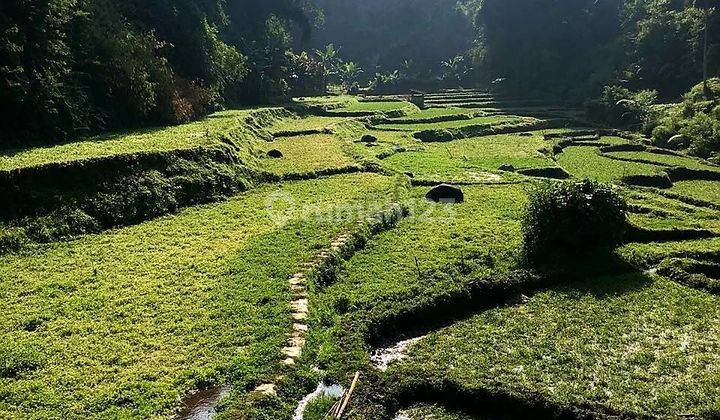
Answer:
xmin=703 ymin=0 xmax=710 ymax=97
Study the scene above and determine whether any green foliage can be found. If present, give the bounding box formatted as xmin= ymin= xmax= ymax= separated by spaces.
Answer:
xmin=0 ymin=0 xmax=321 ymax=145
xmin=441 ymin=55 xmax=471 ymax=85
xmin=0 ymin=173 xmax=397 ymax=418
xmin=337 ymin=61 xmax=363 ymax=91
xmin=585 ymin=85 xmax=658 ymax=128
xmin=469 ymin=0 xmax=625 ymax=97
xmin=647 ymin=78 xmax=720 ymax=158
xmin=623 ymin=1 xmax=715 ymax=97
xmin=0 ymin=342 xmax=44 ymax=379
xmin=302 ymin=395 xmax=337 ymax=420
xmin=522 ymin=180 xmax=628 ymax=263
xmin=310 ymin=0 xmax=474 ymax=80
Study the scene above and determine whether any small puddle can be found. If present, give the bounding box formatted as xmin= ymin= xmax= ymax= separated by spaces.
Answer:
xmin=293 ymin=382 xmax=345 ymax=420
xmin=177 ymin=385 xmax=230 ymax=420
xmin=370 ymin=335 xmax=426 ymax=372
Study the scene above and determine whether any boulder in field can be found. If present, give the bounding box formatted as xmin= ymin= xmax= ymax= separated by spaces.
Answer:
xmin=361 ymin=134 xmax=378 ymax=143
xmin=499 ymin=164 xmax=515 ymax=172
xmin=425 ymin=184 xmax=464 ymax=204
xmin=267 ymin=149 xmax=283 ymax=158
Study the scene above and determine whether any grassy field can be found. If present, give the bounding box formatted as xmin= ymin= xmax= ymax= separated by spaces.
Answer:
xmin=258 ymin=134 xmax=357 ymax=175
xmin=329 ymin=100 xmax=418 ymax=115
xmin=382 ymin=132 xmax=553 ymax=182
xmin=606 ymin=151 xmax=720 ymax=171
xmin=390 ymin=274 xmax=720 ymax=417
xmin=0 ymin=173 xmax=398 ymax=419
xmin=0 ymin=110 xmax=273 ymax=171
xmin=268 ymin=116 xmax=348 ymax=135
xmin=557 ymin=146 xmax=665 ymax=182
xmin=387 ymin=107 xmax=481 ymax=122
xmin=375 ymin=115 xmax=523 ymax=131
xmin=670 ymin=180 xmax=720 ymax=203
xmin=321 ymin=185 xmax=525 ymax=312
xmin=4 ymin=93 xmax=720 ymax=419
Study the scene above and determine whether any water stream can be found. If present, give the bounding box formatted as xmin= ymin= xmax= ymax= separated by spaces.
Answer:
xmin=370 ymin=335 xmax=426 ymax=372
xmin=176 ymin=385 xmax=230 ymax=420
xmin=292 ymin=382 xmax=345 ymax=420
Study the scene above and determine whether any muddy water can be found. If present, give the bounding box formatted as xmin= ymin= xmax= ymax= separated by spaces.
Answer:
xmin=370 ymin=335 xmax=426 ymax=372
xmin=176 ymin=385 xmax=230 ymax=420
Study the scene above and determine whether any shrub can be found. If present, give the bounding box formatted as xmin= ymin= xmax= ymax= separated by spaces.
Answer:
xmin=522 ymin=180 xmax=627 ymax=264
xmin=647 ymin=79 xmax=720 ymax=158
xmin=651 ymin=124 xmax=675 ymax=146
xmin=586 ymin=85 xmax=657 ymax=128
xmin=682 ymin=112 xmax=720 ymax=158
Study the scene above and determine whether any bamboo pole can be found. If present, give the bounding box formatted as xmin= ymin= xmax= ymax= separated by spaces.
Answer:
xmin=336 ymin=371 xmax=360 ymax=418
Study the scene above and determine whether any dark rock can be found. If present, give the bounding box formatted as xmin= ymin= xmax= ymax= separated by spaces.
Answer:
xmin=499 ymin=164 xmax=515 ymax=172
xmin=425 ymin=184 xmax=464 ymax=204
xmin=361 ymin=134 xmax=378 ymax=143
xmin=267 ymin=149 xmax=283 ymax=158
xmin=404 ymin=172 xmax=414 ymax=178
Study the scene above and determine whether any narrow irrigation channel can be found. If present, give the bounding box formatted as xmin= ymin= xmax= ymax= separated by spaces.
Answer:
xmin=292 ymin=382 xmax=345 ymax=420
xmin=177 ymin=204 xmax=408 ymax=418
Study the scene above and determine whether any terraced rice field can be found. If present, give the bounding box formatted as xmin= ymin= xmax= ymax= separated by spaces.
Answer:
xmin=2 ymin=90 xmax=719 ymax=419
xmin=375 ymin=115 xmax=522 ymax=131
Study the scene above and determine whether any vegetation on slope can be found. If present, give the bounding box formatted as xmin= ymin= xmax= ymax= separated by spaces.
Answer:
xmin=0 ymin=173 xmax=398 ymax=418
xmin=391 ymin=274 xmax=720 ymax=418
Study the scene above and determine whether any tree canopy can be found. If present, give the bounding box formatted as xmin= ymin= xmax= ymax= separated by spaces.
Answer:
xmin=1 ymin=0 xmax=718 ymax=145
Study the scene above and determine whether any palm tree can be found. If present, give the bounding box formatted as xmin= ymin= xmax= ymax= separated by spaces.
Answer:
xmin=314 ymin=43 xmax=340 ymax=77
xmin=441 ymin=55 xmax=468 ymax=84
xmin=339 ymin=61 xmax=363 ymax=89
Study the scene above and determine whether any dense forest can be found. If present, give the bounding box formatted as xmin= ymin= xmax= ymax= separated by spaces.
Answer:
xmin=1 ymin=0 xmax=718 ymax=152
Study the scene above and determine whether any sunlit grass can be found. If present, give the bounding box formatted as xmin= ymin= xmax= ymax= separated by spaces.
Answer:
xmin=383 ymin=132 xmax=554 ymax=182
xmin=557 ymin=146 xmax=664 ymax=182
xmin=606 ymin=151 xmax=720 ymax=171
xmin=393 ymin=274 xmax=720 ymax=417
xmin=376 ymin=115 xmax=523 ymax=131
xmin=258 ymin=134 xmax=357 ymax=175
xmin=0 ymin=110 xmax=271 ymax=171
xmin=269 ymin=116 xmax=348 ymax=135
xmin=670 ymin=180 xmax=720 ymax=204
xmin=0 ymin=173 xmax=397 ymax=418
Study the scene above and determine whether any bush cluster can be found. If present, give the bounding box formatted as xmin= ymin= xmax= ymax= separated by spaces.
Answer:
xmin=647 ymin=78 xmax=720 ymax=159
xmin=522 ymin=180 xmax=628 ymax=264
xmin=585 ymin=85 xmax=658 ymax=128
